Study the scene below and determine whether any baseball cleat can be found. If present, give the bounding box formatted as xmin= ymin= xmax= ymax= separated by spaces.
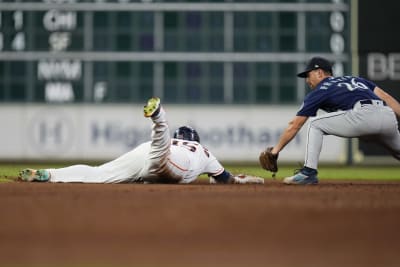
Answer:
xmin=18 ymin=168 xmax=50 ymax=182
xmin=283 ymin=170 xmax=318 ymax=185
xmin=144 ymin=97 xmax=161 ymax=117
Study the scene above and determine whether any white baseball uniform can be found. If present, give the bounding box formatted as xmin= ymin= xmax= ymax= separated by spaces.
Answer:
xmin=47 ymin=108 xmax=225 ymax=184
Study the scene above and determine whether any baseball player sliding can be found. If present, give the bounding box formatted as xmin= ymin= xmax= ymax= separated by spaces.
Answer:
xmin=19 ymin=97 xmax=263 ymax=185
xmin=260 ymin=57 xmax=400 ymax=185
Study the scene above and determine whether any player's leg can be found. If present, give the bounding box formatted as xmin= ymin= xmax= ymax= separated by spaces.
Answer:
xmin=47 ymin=165 xmax=105 ymax=183
xmin=20 ymin=142 xmax=150 ymax=183
xmin=19 ymin=164 xmax=121 ymax=183
xmin=374 ymin=108 xmax=400 ymax=160
xmin=47 ymin=142 xmax=150 ymax=183
xmin=303 ymin=104 xmax=400 ymax=170
xmin=282 ymin=113 xmax=339 ymax=184
xmin=304 ymin=110 xmax=351 ymax=169
xmin=332 ymin=106 xmax=400 ymax=160
xmin=284 ymin=110 xmax=358 ymax=185
xmin=19 ymin=165 xmax=104 ymax=183
xmin=142 ymin=97 xmax=180 ymax=183
xmin=376 ymin=134 xmax=400 ymax=160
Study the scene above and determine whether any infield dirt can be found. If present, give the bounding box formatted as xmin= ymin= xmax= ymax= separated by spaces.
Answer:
xmin=1 ymin=180 xmax=400 ymax=267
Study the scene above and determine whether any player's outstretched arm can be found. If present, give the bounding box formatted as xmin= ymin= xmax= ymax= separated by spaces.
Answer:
xmin=209 ymin=171 xmax=264 ymax=184
xmin=272 ymin=115 xmax=308 ymax=154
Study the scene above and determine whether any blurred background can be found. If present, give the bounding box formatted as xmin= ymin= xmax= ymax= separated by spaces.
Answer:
xmin=0 ymin=0 xmax=398 ymax=165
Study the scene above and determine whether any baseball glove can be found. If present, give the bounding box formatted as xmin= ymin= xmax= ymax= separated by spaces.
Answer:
xmin=259 ymin=147 xmax=279 ymax=173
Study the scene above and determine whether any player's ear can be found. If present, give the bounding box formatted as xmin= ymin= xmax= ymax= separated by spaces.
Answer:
xmin=316 ymin=68 xmax=324 ymax=78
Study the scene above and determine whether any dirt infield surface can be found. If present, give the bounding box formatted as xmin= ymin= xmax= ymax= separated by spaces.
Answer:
xmin=1 ymin=180 xmax=400 ymax=267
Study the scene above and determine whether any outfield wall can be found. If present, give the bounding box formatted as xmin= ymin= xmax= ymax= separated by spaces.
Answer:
xmin=0 ymin=104 xmax=346 ymax=164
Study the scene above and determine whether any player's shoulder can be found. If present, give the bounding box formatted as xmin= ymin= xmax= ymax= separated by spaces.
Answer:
xmin=332 ymin=75 xmax=371 ymax=83
xmin=334 ymin=75 xmax=376 ymax=89
xmin=317 ymin=76 xmax=359 ymax=89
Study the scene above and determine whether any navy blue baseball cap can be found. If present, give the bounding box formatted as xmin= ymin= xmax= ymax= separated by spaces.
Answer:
xmin=297 ymin=57 xmax=333 ymax=78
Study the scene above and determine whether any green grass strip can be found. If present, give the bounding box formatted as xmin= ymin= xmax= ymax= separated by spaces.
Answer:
xmin=1 ymin=163 xmax=399 ymax=183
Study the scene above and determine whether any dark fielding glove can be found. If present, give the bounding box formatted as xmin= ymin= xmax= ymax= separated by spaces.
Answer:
xmin=259 ymin=147 xmax=279 ymax=173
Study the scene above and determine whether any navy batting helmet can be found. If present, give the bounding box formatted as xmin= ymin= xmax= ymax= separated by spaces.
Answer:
xmin=173 ymin=126 xmax=200 ymax=143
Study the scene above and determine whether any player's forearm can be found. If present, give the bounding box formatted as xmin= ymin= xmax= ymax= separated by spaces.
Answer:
xmin=211 ymin=170 xmax=234 ymax=183
xmin=272 ymin=127 xmax=299 ymax=154
xmin=272 ymin=117 xmax=306 ymax=154
xmin=223 ymin=173 xmax=243 ymax=184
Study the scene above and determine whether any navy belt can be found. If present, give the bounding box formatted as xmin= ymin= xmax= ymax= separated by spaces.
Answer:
xmin=359 ymin=99 xmax=387 ymax=106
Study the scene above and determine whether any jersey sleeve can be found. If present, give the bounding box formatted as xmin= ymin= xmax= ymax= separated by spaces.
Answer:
xmin=357 ymin=77 xmax=377 ymax=91
xmin=296 ymin=90 xmax=327 ymax=117
xmin=202 ymin=151 xmax=225 ymax=177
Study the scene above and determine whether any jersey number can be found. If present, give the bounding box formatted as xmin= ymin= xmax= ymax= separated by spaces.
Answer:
xmin=172 ymin=140 xmax=210 ymax=157
xmin=338 ymin=78 xmax=369 ymax=91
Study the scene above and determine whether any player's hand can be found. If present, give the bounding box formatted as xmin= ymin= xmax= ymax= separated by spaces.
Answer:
xmin=232 ymin=174 xmax=264 ymax=184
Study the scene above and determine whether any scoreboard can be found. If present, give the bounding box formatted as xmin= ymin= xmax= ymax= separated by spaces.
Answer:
xmin=0 ymin=0 xmax=351 ymax=104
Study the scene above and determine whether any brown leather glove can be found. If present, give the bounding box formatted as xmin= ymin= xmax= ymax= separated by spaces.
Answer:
xmin=259 ymin=147 xmax=279 ymax=173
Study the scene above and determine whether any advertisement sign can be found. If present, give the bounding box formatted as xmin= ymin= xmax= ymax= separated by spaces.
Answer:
xmin=0 ymin=105 xmax=345 ymax=163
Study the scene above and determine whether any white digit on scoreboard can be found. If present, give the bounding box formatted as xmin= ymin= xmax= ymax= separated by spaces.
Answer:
xmin=10 ymin=10 xmax=25 ymax=51
xmin=12 ymin=32 xmax=25 ymax=51
xmin=13 ymin=11 xmax=23 ymax=30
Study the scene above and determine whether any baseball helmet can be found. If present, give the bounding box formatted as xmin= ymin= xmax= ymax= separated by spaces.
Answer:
xmin=173 ymin=126 xmax=200 ymax=143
